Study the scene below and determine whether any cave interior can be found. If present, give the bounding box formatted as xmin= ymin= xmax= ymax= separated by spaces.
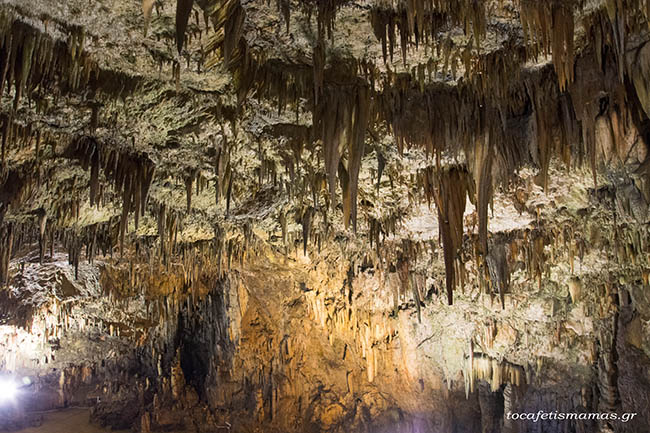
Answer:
xmin=1 ymin=0 xmax=650 ymax=432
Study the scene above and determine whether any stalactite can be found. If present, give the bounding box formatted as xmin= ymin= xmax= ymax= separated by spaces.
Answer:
xmin=525 ymin=76 xmax=557 ymax=190
xmin=89 ymin=144 xmax=101 ymax=207
xmin=343 ymin=85 xmax=370 ymax=232
xmin=376 ymin=151 xmax=386 ymax=193
xmin=205 ymin=0 xmax=245 ymax=69
xmin=315 ymin=85 xmax=371 ymax=230
xmin=301 ymin=206 xmax=313 ymax=255
xmin=176 ymin=0 xmax=194 ymax=54
xmin=0 ymin=223 xmax=14 ymax=286
xmin=226 ymin=170 xmax=233 ymax=216
xmin=214 ymin=143 xmax=223 ymax=204
xmin=472 ymin=131 xmax=493 ymax=259
xmin=1 ymin=114 xmax=10 ymax=167
xmin=319 ymin=92 xmax=344 ymax=210
xmin=313 ymin=41 xmax=325 ymax=106
xmin=485 ymin=243 xmax=509 ymax=309
xmin=630 ymin=35 xmax=650 ymax=119
xmin=434 ymin=167 xmax=469 ymax=305
xmin=0 ymin=11 xmax=103 ymax=103
xmin=551 ymin=4 xmax=574 ymax=92
xmin=185 ymin=175 xmax=193 ymax=213
xmin=37 ymin=208 xmax=46 ymax=265
xmin=314 ymin=0 xmax=343 ymax=41
xmin=143 ymin=0 xmax=155 ymax=36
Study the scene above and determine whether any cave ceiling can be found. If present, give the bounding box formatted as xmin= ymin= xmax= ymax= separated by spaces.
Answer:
xmin=1 ymin=0 xmax=649 ymax=304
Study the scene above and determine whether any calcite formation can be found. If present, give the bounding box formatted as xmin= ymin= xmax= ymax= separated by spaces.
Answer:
xmin=0 ymin=0 xmax=650 ymax=432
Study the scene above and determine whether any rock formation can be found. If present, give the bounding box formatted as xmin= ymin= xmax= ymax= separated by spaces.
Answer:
xmin=0 ymin=0 xmax=650 ymax=431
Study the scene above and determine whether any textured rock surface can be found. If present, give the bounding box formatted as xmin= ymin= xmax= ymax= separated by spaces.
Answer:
xmin=1 ymin=0 xmax=650 ymax=432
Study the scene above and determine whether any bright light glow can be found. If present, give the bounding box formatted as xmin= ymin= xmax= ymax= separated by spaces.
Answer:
xmin=0 ymin=378 xmax=17 ymax=402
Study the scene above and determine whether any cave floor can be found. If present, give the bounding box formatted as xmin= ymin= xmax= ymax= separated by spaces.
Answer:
xmin=13 ymin=409 xmax=129 ymax=433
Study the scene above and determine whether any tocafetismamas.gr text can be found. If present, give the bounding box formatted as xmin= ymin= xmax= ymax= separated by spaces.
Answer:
xmin=506 ymin=411 xmax=638 ymax=423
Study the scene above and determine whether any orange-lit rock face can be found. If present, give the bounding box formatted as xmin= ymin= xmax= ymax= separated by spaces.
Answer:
xmin=1 ymin=0 xmax=650 ymax=432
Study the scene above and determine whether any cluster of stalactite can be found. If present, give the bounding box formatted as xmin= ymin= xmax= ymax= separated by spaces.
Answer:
xmin=372 ymin=39 xmax=531 ymax=117
xmin=193 ymin=0 xmax=650 ymax=243
xmin=305 ymin=287 xmax=398 ymax=383
xmin=378 ymin=75 xmax=480 ymax=155
xmin=375 ymin=175 xmax=645 ymax=308
xmin=382 ymin=39 xmax=650 ymax=300
xmin=192 ymin=0 xmax=535 ymax=252
xmin=222 ymin=55 xmax=376 ymax=232
xmin=148 ymin=222 xmax=263 ymax=284
xmin=0 ymin=124 xmax=98 ymax=251
xmin=0 ymin=112 xmax=57 ymax=172
xmin=3 ymin=244 xmax=239 ymax=353
xmin=518 ymin=0 xmax=575 ymax=91
xmin=0 ymin=238 xmax=242 ymax=429
xmin=370 ymin=0 xmax=487 ymax=65
xmin=0 ymin=163 xmax=32 ymax=217
xmin=252 ymin=117 xmax=393 ymax=256
xmin=0 ymin=4 xmax=159 ymax=266
xmin=0 ymin=7 xmax=138 ymax=111
xmin=0 ymin=77 xmax=243 ymax=287
xmin=3 ymin=0 xmax=650 ymax=316
xmin=464 ymin=44 xmax=528 ymax=101
xmin=0 ymin=159 xmax=264 ymax=291
xmin=64 ymin=136 xmax=156 ymax=255
xmin=202 ymin=0 xmax=380 ymax=234
xmin=315 ymin=84 xmax=371 ymax=231
xmin=464 ymin=353 xmax=525 ymax=398
xmin=367 ymin=213 xmax=402 ymax=254
xmin=407 ymin=164 xmax=650 ymax=307
xmin=0 ymin=219 xmax=107 ymax=283
xmin=261 ymin=123 xmax=311 ymax=186
xmin=0 ymin=164 xmax=37 ymax=284
xmin=526 ymin=67 xmax=572 ymax=190
xmin=417 ymin=151 xmax=498 ymax=306
xmin=234 ymin=55 xmax=314 ymax=113
xmin=0 ymin=9 xmax=96 ymax=109
xmin=0 ymin=289 xmax=111 ymax=369
xmin=370 ymin=6 xmax=449 ymax=66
